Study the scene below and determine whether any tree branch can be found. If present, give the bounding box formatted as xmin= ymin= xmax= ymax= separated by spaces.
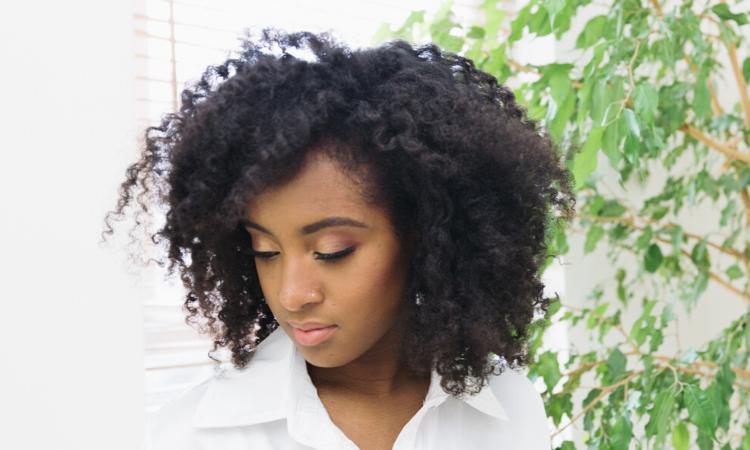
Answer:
xmin=680 ymin=124 xmax=750 ymax=165
xmin=577 ymin=213 xmax=748 ymax=265
xmin=724 ymin=41 xmax=750 ymax=133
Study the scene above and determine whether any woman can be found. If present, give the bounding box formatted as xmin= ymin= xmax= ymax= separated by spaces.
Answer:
xmin=106 ymin=29 xmax=574 ymax=450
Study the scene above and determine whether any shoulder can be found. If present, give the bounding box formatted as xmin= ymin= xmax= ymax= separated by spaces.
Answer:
xmin=486 ymin=367 xmax=551 ymax=447
xmin=144 ymin=376 xmax=213 ymax=450
xmin=486 ymin=366 xmax=546 ymax=414
xmin=143 ymin=329 xmax=292 ymax=449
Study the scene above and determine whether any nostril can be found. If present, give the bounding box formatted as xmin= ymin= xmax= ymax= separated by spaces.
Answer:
xmin=278 ymin=287 xmax=324 ymax=312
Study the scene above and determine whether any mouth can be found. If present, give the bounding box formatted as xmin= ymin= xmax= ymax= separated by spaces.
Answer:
xmin=290 ymin=324 xmax=338 ymax=346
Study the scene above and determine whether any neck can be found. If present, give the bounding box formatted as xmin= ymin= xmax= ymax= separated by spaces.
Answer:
xmin=306 ymin=319 xmax=427 ymax=398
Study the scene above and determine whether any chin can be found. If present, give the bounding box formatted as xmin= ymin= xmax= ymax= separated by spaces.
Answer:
xmin=303 ymin=357 xmax=339 ymax=368
xmin=299 ymin=346 xmax=354 ymax=369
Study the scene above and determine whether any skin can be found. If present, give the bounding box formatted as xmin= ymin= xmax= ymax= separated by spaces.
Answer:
xmin=242 ymin=149 xmax=430 ymax=449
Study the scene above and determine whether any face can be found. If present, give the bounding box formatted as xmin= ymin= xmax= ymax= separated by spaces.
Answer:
xmin=242 ymin=151 xmax=411 ymax=368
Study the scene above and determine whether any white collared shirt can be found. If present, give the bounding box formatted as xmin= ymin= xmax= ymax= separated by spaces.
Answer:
xmin=144 ymin=327 xmax=552 ymax=449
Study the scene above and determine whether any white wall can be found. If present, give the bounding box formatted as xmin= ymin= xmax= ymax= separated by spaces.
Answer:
xmin=0 ymin=2 xmax=145 ymax=449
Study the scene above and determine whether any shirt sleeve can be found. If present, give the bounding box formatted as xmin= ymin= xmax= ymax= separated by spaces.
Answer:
xmin=143 ymin=383 xmax=209 ymax=450
xmin=490 ymin=368 xmax=552 ymax=449
xmin=519 ymin=374 xmax=552 ymax=450
xmin=526 ymin=377 xmax=552 ymax=449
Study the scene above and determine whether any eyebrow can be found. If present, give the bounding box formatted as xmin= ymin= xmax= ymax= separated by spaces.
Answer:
xmin=239 ymin=216 xmax=369 ymax=237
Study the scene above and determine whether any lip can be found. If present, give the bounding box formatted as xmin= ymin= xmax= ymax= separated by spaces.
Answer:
xmin=288 ymin=321 xmax=336 ymax=331
xmin=290 ymin=324 xmax=338 ymax=346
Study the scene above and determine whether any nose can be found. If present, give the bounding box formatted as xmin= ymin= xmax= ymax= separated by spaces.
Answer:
xmin=276 ymin=257 xmax=324 ymax=312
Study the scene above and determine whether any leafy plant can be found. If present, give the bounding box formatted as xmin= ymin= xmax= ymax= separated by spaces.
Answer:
xmin=375 ymin=0 xmax=750 ymax=448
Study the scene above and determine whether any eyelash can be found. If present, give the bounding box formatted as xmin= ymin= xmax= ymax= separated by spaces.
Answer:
xmin=250 ymin=246 xmax=355 ymax=263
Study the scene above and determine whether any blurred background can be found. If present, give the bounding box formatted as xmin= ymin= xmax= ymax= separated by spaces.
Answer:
xmin=1 ymin=0 xmax=748 ymax=449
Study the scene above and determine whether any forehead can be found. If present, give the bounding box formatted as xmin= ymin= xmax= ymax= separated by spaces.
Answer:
xmin=246 ymin=152 xmax=374 ymax=220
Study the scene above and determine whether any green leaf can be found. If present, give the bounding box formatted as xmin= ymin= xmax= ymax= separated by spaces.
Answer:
xmin=719 ymin=200 xmax=736 ymax=227
xmin=709 ymin=362 xmax=736 ymax=431
xmin=606 ymin=348 xmax=627 ymax=382
xmin=575 ymin=15 xmax=608 ymax=48
xmin=610 ymin=414 xmax=633 ymax=450
xmin=599 ymin=200 xmax=626 ymax=217
xmin=711 ymin=4 xmax=749 ymax=25
xmin=616 ymin=268 xmax=628 ymax=304
xmin=439 ymin=35 xmax=465 ymax=52
xmin=390 ymin=10 xmax=426 ymax=41
xmin=582 ymin=387 xmax=602 ymax=408
xmin=660 ymin=303 xmax=674 ymax=324
xmin=547 ymin=64 xmax=573 ymax=105
xmin=645 ymin=387 xmax=676 ymax=441
xmin=372 ymin=22 xmax=394 ymax=44
xmin=743 ymin=57 xmax=750 ymax=83
xmin=684 ymin=384 xmax=718 ymax=434
xmin=658 ymin=82 xmax=689 ymax=134
xmin=572 ymin=127 xmax=604 ymax=190
xmin=467 ymin=25 xmax=485 ymax=39
xmin=601 ymin=122 xmax=622 ymax=167
xmin=726 ymin=264 xmax=743 ymax=280
xmin=577 ymin=79 xmax=593 ymax=126
xmin=635 ymin=225 xmax=653 ymax=250
xmin=546 ymin=296 xmax=562 ymax=318
xmin=591 ymin=77 xmax=624 ymax=126
xmin=697 ymin=430 xmax=713 ymax=450
xmin=483 ymin=44 xmax=508 ymax=78
xmin=670 ymin=225 xmax=683 ymax=253
xmin=644 ymin=243 xmax=663 ymax=272
xmin=649 ymin=328 xmax=664 ymax=352
xmin=624 ymin=108 xmax=641 ymax=138
xmin=718 ymin=21 xmax=738 ymax=46
xmin=584 ymin=224 xmax=605 ymax=254
xmin=550 ymin=90 xmax=575 ymax=141
xmin=546 ymin=392 xmax=573 ymax=426
xmin=680 ymin=347 xmax=698 ymax=364
xmin=687 ymin=271 xmax=710 ymax=304
xmin=527 ymin=6 xmax=552 ymax=36
xmin=622 ymin=140 xmax=637 ymax=176
xmin=693 ymin=76 xmax=711 ymax=120
xmin=509 ymin=3 xmax=533 ymax=41
xmin=671 ymin=422 xmax=689 ymax=450
xmin=543 ymin=0 xmax=565 ymax=20
xmin=633 ymin=85 xmax=658 ymax=123
xmin=537 ymin=351 xmax=562 ymax=392
xmin=591 ymin=79 xmax=609 ymax=125
xmin=482 ymin=0 xmax=506 ymax=33
xmin=690 ymin=239 xmax=710 ymax=270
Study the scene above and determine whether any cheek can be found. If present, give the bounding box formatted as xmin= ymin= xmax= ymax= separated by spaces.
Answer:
xmin=342 ymin=247 xmax=407 ymax=316
xmin=252 ymin=266 xmax=270 ymax=297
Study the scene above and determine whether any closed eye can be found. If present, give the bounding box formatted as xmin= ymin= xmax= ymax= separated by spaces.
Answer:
xmin=314 ymin=246 xmax=355 ymax=261
xmin=250 ymin=250 xmax=279 ymax=260
xmin=250 ymin=246 xmax=356 ymax=263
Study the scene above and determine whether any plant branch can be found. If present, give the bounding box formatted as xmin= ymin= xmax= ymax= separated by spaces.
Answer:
xmin=508 ymin=58 xmax=537 ymax=74
xmin=561 ymin=303 xmax=750 ymax=382
xmin=649 ymin=0 xmax=664 ymax=17
xmin=577 ymin=213 xmax=747 ymax=264
xmin=679 ymin=125 xmax=750 ymax=165
xmin=551 ymin=371 xmax=642 ymax=438
xmin=724 ymin=41 xmax=750 ymax=133
xmin=570 ymin=218 xmax=748 ymax=301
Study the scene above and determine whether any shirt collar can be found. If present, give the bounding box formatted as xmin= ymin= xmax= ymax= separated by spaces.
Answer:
xmin=192 ymin=327 xmax=508 ymax=428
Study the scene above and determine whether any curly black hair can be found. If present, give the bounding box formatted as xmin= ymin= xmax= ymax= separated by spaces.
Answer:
xmin=104 ymin=29 xmax=574 ymax=396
